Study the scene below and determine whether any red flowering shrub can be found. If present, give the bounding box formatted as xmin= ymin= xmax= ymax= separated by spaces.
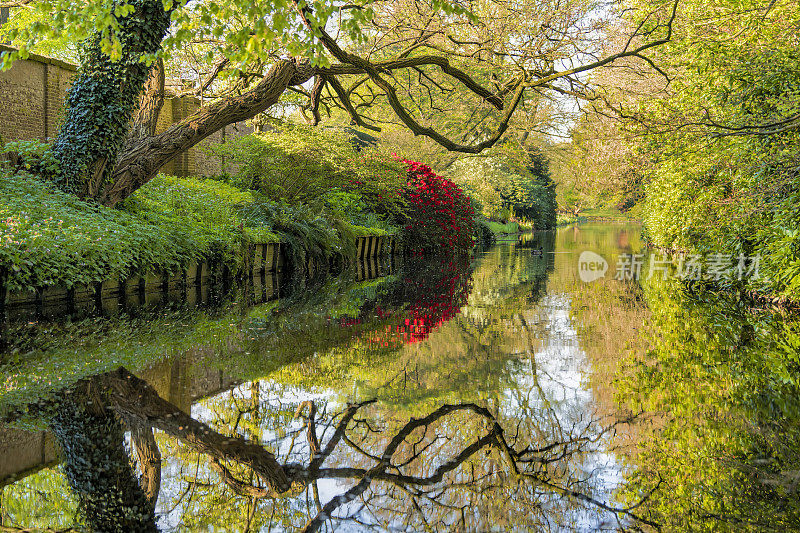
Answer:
xmin=401 ymin=159 xmax=475 ymax=253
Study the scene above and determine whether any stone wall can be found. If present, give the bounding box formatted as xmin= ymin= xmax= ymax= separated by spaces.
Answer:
xmin=0 ymin=45 xmax=75 ymax=143
xmin=0 ymin=45 xmax=250 ymax=177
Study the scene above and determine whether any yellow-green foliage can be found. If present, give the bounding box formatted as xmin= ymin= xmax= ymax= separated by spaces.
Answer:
xmin=120 ymin=174 xmax=280 ymax=246
xmin=614 ymin=275 xmax=800 ymax=530
xmin=626 ymin=0 xmax=800 ymax=298
xmin=209 ymin=125 xmax=409 ymax=227
xmin=0 ymin=171 xmax=223 ymax=292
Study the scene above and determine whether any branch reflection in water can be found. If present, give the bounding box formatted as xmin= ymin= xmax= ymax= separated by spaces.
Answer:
xmin=38 ymin=366 xmax=655 ymax=532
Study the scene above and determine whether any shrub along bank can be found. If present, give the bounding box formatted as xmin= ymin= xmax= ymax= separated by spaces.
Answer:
xmin=0 ymin=126 xmax=484 ymax=295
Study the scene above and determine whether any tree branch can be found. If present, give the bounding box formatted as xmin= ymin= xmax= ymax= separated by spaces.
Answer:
xmin=103 ymin=58 xmax=313 ymax=206
xmin=327 ymin=76 xmax=381 ymax=131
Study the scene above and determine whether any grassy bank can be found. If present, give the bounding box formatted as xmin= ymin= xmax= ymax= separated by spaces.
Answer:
xmin=0 ymin=170 xmax=392 ymax=293
xmin=483 ymin=220 xmax=528 ymax=235
xmin=556 ymin=206 xmax=640 ymax=226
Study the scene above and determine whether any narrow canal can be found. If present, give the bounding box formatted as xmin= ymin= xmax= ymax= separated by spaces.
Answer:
xmin=1 ymin=223 xmax=798 ymax=531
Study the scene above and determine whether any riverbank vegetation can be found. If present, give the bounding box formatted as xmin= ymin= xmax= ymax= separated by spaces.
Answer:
xmin=616 ymin=276 xmax=800 ymax=530
xmin=3 ymin=123 xmax=542 ymax=294
xmin=448 ymin=146 xmax=557 ymax=232
xmin=1 ymin=130 xmax=397 ymax=293
xmin=555 ymin=0 xmax=800 ymax=301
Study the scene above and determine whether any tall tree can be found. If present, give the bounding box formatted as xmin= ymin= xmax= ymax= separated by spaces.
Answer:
xmin=0 ymin=0 xmax=678 ymax=205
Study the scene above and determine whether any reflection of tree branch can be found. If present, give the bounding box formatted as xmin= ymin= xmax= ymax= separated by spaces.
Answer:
xmin=98 ymin=367 xmax=291 ymax=494
xmin=130 ymin=421 xmax=162 ymax=511
xmin=309 ymin=399 xmax=376 ymax=472
xmin=314 ymin=430 xmax=497 ymax=486
xmin=35 ymin=368 xmax=660 ymax=531
xmin=209 ymin=457 xmax=271 ymax=498
xmin=301 ymin=403 xmax=486 ymax=532
xmin=295 ymin=400 xmax=321 ymax=456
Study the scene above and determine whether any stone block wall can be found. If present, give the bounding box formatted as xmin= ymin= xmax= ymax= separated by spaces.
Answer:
xmin=0 ymin=45 xmax=75 ymax=143
xmin=0 ymin=45 xmax=250 ymax=177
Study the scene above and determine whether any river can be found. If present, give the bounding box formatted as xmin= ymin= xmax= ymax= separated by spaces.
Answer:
xmin=1 ymin=222 xmax=798 ymax=531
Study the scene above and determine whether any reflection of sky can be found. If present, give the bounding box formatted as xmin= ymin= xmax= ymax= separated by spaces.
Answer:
xmin=509 ymin=293 xmax=623 ymax=531
xmin=155 ymin=243 xmax=626 ymax=532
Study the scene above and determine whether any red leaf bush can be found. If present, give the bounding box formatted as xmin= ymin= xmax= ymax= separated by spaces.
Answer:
xmin=401 ymin=159 xmax=475 ymax=253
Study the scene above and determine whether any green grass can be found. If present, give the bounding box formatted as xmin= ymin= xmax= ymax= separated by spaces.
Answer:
xmin=484 ymin=220 xmax=522 ymax=235
xmin=0 ymin=171 xmax=393 ymax=293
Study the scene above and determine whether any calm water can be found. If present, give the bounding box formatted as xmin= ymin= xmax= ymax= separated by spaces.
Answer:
xmin=2 ymin=223 xmax=799 ymax=532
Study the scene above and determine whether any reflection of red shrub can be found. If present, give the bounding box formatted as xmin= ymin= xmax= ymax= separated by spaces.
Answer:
xmin=398 ymin=257 xmax=471 ymax=343
xmin=401 ymin=159 xmax=475 ymax=253
xmin=339 ymin=255 xmax=472 ymax=345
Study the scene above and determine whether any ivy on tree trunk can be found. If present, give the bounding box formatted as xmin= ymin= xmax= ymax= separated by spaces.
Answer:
xmin=49 ymin=391 xmax=158 ymax=532
xmin=51 ymin=0 xmax=173 ymax=198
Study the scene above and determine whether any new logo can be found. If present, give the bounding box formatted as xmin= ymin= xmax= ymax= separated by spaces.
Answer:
xmin=578 ymin=251 xmax=608 ymax=282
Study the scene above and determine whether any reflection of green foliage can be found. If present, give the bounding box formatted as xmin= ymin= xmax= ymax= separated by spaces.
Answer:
xmin=616 ymin=275 xmax=800 ymax=531
xmin=0 ymin=466 xmax=79 ymax=529
xmin=549 ymin=223 xmax=800 ymax=530
xmin=0 ymin=268 xmax=398 ymax=419
xmin=7 ymin=225 xmax=657 ymax=530
xmin=271 ymin=243 xmax=555 ymax=413
xmin=48 ymin=395 xmax=157 ymax=531
xmin=326 ymin=276 xmax=397 ymax=319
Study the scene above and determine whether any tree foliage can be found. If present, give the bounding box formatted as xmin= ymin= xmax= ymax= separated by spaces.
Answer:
xmin=557 ymin=0 xmax=800 ymax=297
xmin=0 ymin=0 xmax=679 ymax=204
xmin=449 ymin=146 xmax=557 ymax=229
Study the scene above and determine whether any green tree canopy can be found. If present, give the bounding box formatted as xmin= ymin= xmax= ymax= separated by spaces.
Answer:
xmin=0 ymin=0 xmax=678 ymax=205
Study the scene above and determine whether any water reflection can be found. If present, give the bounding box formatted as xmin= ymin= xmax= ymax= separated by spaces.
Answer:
xmin=4 ymin=224 xmax=799 ymax=532
xmin=18 ymin=366 xmax=645 ymax=532
xmin=0 ymin=233 xmax=645 ymax=531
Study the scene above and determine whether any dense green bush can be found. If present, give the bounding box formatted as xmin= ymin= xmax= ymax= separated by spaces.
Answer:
xmin=209 ymin=125 xmax=409 ymax=230
xmin=2 ymin=139 xmax=60 ymax=178
xmin=120 ymin=174 xmax=277 ymax=247
xmin=448 ymin=148 xmax=556 ymax=230
xmin=609 ymin=0 xmax=800 ymax=300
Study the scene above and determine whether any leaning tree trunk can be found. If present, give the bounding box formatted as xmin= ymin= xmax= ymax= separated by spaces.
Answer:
xmin=122 ymin=57 xmax=166 ymax=153
xmin=48 ymin=0 xmax=314 ymax=206
xmin=98 ymin=59 xmax=315 ymax=206
xmin=50 ymin=0 xmax=174 ymax=198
